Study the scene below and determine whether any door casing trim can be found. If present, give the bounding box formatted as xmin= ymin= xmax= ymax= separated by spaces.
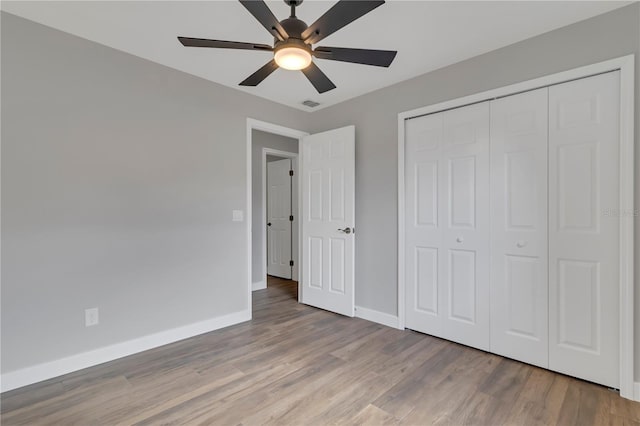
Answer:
xmin=247 ymin=119 xmax=309 ymax=308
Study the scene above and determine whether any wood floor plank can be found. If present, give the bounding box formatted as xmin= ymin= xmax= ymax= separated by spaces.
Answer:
xmin=441 ymin=390 xmax=511 ymax=426
xmin=557 ymin=381 xmax=585 ymax=426
xmin=2 ymin=376 xmax=132 ymax=425
xmin=239 ymin=365 xmax=385 ymax=425
xmin=0 ymin=380 xmax=65 ymax=414
xmin=478 ymin=357 xmax=532 ymax=403
xmin=612 ymin=389 xmax=640 ymax=423
xmin=372 ymin=354 xmax=477 ymax=421
xmin=118 ymin=366 xmax=246 ymax=425
xmin=372 ymin=343 xmax=477 ymax=419
xmin=609 ymin=415 xmax=640 ymax=426
xmin=397 ymin=348 xmax=504 ymax=426
xmin=2 ymin=276 xmax=638 ymax=425
xmin=372 ymin=334 xmax=448 ymax=386
xmin=347 ymin=404 xmax=399 ymax=426
xmin=504 ymin=368 xmax=570 ymax=426
xmin=185 ymin=354 xmax=347 ymax=425
xmin=304 ymin=371 xmax=394 ymax=425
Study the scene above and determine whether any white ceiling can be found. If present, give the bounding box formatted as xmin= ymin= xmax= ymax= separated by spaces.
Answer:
xmin=2 ymin=1 xmax=630 ymax=111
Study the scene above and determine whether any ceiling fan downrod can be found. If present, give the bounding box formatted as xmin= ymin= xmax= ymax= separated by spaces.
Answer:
xmin=285 ymin=0 xmax=303 ymax=18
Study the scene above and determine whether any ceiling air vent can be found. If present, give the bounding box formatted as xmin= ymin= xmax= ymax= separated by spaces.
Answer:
xmin=302 ymin=100 xmax=320 ymax=108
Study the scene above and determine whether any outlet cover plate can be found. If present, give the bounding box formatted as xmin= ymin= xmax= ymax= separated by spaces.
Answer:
xmin=85 ymin=308 xmax=99 ymax=327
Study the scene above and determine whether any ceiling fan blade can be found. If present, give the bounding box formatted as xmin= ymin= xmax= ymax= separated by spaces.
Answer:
xmin=301 ymin=62 xmax=336 ymax=93
xmin=238 ymin=0 xmax=288 ymax=42
xmin=239 ymin=59 xmax=279 ymax=86
xmin=178 ymin=37 xmax=273 ymax=51
xmin=302 ymin=1 xmax=385 ymax=45
xmin=313 ymin=46 xmax=397 ymax=67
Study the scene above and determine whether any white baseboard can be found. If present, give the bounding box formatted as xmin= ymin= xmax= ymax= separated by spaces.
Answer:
xmin=1 ymin=309 xmax=251 ymax=393
xmin=252 ymin=280 xmax=266 ymax=291
xmin=633 ymin=382 xmax=640 ymax=401
xmin=355 ymin=306 xmax=400 ymax=329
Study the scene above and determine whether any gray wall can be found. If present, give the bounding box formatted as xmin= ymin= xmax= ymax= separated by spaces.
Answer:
xmin=3 ymin=4 xmax=640 ymax=382
xmin=307 ymin=3 xmax=640 ymax=378
xmin=0 ymin=13 xmax=309 ymax=373
xmin=251 ymin=130 xmax=298 ymax=285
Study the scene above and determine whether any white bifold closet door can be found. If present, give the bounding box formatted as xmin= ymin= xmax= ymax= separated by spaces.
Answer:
xmin=404 ymin=71 xmax=621 ymax=389
xmin=490 ymin=88 xmax=549 ymax=368
xmin=405 ymin=102 xmax=490 ymax=351
xmin=548 ymin=71 xmax=620 ymax=388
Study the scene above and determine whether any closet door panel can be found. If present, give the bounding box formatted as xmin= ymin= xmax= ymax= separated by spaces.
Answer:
xmin=405 ymin=102 xmax=491 ymax=351
xmin=490 ymin=88 xmax=548 ymax=368
xmin=441 ymin=102 xmax=491 ymax=351
xmin=549 ymin=71 xmax=620 ymax=388
xmin=405 ymin=113 xmax=444 ymax=336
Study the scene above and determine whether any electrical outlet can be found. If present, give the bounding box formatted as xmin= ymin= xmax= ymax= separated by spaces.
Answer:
xmin=85 ymin=307 xmax=99 ymax=327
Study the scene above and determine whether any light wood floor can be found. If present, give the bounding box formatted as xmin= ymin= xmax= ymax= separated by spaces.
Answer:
xmin=2 ymin=276 xmax=639 ymax=425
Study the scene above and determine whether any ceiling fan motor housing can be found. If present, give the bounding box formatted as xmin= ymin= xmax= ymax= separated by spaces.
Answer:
xmin=278 ymin=17 xmax=308 ymax=41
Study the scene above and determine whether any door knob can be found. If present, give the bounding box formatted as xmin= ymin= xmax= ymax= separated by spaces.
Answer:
xmin=456 ymin=237 xmax=464 ymax=243
xmin=516 ymin=241 xmax=527 ymax=248
xmin=338 ymin=227 xmax=352 ymax=234
xmin=267 ymin=222 xmax=272 ymax=227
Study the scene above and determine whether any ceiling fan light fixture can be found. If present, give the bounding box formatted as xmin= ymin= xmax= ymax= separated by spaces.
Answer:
xmin=179 ymin=0 xmax=397 ymax=93
xmin=274 ymin=45 xmax=312 ymax=70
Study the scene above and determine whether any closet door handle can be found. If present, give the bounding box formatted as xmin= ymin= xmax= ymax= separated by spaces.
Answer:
xmin=516 ymin=241 xmax=527 ymax=248
xmin=456 ymin=237 xmax=464 ymax=243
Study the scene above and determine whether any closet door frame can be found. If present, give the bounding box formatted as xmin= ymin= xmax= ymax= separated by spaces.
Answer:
xmin=397 ymin=54 xmax=635 ymax=400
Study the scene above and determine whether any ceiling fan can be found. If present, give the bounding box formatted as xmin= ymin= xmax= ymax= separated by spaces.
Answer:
xmin=178 ymin=0 xmax=397 ymax=94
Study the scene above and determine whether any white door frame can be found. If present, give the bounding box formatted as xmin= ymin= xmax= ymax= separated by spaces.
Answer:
xmin=263 ymin=148 xmax=298 ymax=283
xmin=397 ymin=55 xmax=635 ymax=400
xmin=247 ymin=119 xmax=309 ymax=309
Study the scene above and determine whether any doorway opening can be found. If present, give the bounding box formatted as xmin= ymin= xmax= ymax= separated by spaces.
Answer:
xmin=247 ymin=119 xmax=357 ymax=319
xmin=247 ymin=119 xmax=308 ymax=310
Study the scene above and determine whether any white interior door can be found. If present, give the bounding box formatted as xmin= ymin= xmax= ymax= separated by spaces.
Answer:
xmin=548 ymin=71 xmax=620 ymax=388
xmin=267 ymin=158 xmax=292 ymax=279
xmin=405 ymin=102 xmax=490 ymax=351
xmin=440 ymin=102 xmax=491 ymax=351
xmin=490 ymin=88 xmax=549 ymax=368
xmin=301 ymin=126 xmax=355 ymax=317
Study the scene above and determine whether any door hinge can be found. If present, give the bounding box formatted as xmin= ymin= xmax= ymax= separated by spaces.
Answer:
xmin=289 ymin=170 xmax=294 ymax=176
xmin=289 ymin=215 xmax=294 ymax=221
xmin=289 ymin=260 xmax=294 ymax=266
